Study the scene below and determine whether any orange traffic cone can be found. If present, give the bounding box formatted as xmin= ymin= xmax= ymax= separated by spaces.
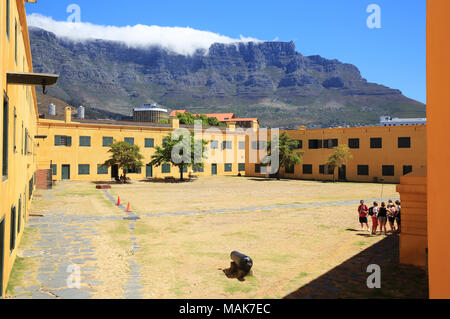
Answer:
xmin=117 ymin=196 xmax=121 ymax=206
xmin=126 ymin=202 xmax=131 ymax=212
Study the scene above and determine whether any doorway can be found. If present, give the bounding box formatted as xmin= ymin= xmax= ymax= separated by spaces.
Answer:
xmin=146 ymin=164 xmax=153 ymax=179
xmin=338 ymin=165 xmax=347 ymax=181
xmin=0 ymin=217 xmax=5 ymax=299
xmin=211 ymin=164 xmax=217 ymax=176
xmin=111 ymin=165 xmax=119 ymax=179
xmin=61 ymin=165 xmax=70 ymax=180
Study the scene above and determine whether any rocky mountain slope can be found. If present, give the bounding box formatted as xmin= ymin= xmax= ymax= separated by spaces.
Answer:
xmin=29 ymin=27 xmax=425 ymax=128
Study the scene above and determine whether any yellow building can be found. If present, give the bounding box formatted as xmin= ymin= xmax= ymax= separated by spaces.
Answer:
xmin=0 ymin=0 xmax=49 ymax=297
xmin=245 ymin=125 xmax=427 ymax=184
xmin=36 ymin=108 xmax=249 ymax=181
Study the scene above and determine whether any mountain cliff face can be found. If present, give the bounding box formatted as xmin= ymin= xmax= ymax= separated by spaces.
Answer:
xmin=29 ymin=27 xmax=425 ymax=128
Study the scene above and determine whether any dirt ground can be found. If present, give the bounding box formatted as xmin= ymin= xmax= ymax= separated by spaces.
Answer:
xmin=8 ymin=177 xmax=417 ymax=299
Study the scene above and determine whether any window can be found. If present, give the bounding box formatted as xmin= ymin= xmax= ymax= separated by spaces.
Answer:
xmin=18 ymin=197 xmax=22 ymax=234
xmin=252 ymin=141 xmax=266 ymax=150
xmin=255 ymin=164 xmax=261 ymax=174
xmin=308 ymin=139 xmax=322 ymax=149
xmin=124 ymin=137 xmax=134 ymax=145
xmin=103 ymin=137 xmax=113 ymax=147
xmin=370 ymin=138 xmax=382 ymax=149
xmin=319 ymin=165 xmax=325 ymax=174
xmin=357 ymin=165 xmax=369 ymax=176
xmin=382 ymin=165 xmax=395 ymax=177
xmin=163 ymin=138 xmax=169 ymax=147
xmin=78 ymin=164 xmax=90 ymax=175
xmin=324 ymin=139 xmax=338 ymax=149
xmin=15 ymin=21 xmax=18 ymax=65
xmin=224 ymin=163 xmax=233 ymax=172
xmin=162 ymin=164 xmax=171 ymax=173
xmin=29 ymin=177 xmax=33 ymax=200
xmin=222 ymin=141 xmax=232 ymax=150
xmin=285 ymin=165 xmax=295 ymax=174
xmin=303 ymin=164 xmax=313 ymax=174
xmin=3 ymin=94 xmax=9 ymax=180
xmin=210 ymin=140 xmax=219 ymax=149
xmin=145 ymin=138 xmax=155 ymax=148
xmin=97 ymin=165 xmax=108 ymax=175
xmin=348 ymin=138 xmax=360 ymax=149
xmin=193 ymin=166 xmax=204 ymax=173
xmin=125 ymin=166 xmax=141 ymax=174
xmin=293 ymin=140 xmax=303 ymax=149
xmin=13 ymin=107 xmax=16 ymax=152
xmin=51 ymin=164 xmax=57 ymax=176
xmin=403 ymin=165 xmax=413 ymax=175
xmin=54 ymin=135 xmax=72 ymax=146
xmin=238 ymin=163 xmax=246 ymax=172
xmin=6 ymin=0 xmax=10 ymax=39
xmin=398 ymin=137 xmax=411 ymax=149
xmin=238 ymin=141 xmax=246 ymax=150
xmin=79 ymin=136 xmax=91 ymax=147
xmin=10 ymin=206 xmax=16 ymax=252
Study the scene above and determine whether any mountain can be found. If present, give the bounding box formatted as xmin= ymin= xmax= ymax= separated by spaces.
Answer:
xmin=29 ymin=27 xmax=425 ymax=128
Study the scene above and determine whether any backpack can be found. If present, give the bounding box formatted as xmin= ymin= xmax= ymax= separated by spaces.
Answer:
xmin=368 ymin=207 xmax=374 ymax=216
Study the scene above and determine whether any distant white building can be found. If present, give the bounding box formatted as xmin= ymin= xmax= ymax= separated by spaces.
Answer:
xmin=133 ymin=103 xmax=169 ymax=123
xmin=380 ymin=116 xmax=427 ymax=127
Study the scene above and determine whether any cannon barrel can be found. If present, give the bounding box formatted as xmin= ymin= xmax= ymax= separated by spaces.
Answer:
xmin=231 ymin=251 xmax=253 ymax=273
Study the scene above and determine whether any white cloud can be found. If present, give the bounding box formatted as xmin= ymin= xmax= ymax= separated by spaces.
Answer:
xmin=27 ymin=14 xmax=263 ymax=56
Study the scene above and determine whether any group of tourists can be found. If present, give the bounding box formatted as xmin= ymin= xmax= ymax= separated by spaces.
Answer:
xmin=357 ymin=200 xmax=401 ymax=235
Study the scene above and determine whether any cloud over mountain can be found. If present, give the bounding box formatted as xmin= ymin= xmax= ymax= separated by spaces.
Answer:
xmin=27 ymin=14 xmax=262 ymax=55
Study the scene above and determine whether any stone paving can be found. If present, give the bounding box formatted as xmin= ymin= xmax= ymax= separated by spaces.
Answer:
xmin=13 ymin=210 xmax=122 ymax=299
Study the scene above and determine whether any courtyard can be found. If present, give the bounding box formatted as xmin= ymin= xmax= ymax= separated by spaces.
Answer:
xmin=6 ymin=177 xmax=427 ymax=299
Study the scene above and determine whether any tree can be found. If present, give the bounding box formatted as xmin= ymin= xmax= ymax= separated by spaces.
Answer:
xmin=150 ymin=132 xmax=208 ymax=181
xmin=175 ymin=112 xmax=226 ymax=127
xmin=262 ymin=132 xmax=303 ymax=180
xmin=326 ymin=144 xmax=353 ymax=182
xmin=103 ymin=141 xmax=144 ymax=183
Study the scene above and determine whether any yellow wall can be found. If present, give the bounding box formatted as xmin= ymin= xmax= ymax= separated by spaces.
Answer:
xmin=245 ymin=125 xmax=426 ymax=183
xmin=36 ymin=115 xmax=247 ymax=181
xmin=427 ymin=0 xmax=450 ymax=299
xmin=1 ymin=0 xmax=38 ymax=297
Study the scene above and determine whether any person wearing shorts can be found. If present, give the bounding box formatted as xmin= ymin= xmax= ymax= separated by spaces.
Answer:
xmin=387 ymin=203 xmax=397 ymax=233
xmin=377 ymin=202 xmax=388 ymax=235
xmin=358 ymin=200 xmax=370 ymax=231
xmin=370 ymin=202 xmax=379 ymax=235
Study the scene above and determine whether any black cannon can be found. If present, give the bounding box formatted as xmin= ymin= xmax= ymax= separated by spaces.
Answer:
xmin=229 ymin=251 xmax=253 ymax=280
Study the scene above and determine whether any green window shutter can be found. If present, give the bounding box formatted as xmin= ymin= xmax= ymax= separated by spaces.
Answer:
xmin=162 ymin=164 xmax=171 ymax=173
xmin=125 ymin=137 xmax=134 ymax=145
xmin=51 ymin=164 xmax=57 ymax=176
xmin=211 ymin=140 xmax=218 ymax=149
xmin=67 ymin=136 xmax=72 ymax=146
xmin=239 ymin=141 xmax=246 ymax=150
xmin=238 ymin=163 xmax=246 ymax=172
xmin=80 ymin=136 xmax=91 ymax=147
xmin=97 ymin=165 xmax=108 ymax=175
xmin=145 ymin=138 xmax=155 ymax=148
xmin=103 ymin=137 xmax=113 ymax=147
xmin=54 ymin=135 xmax=61 ymax=146
xmin=78 ymin=164 xmax=90 ymax=175
xmin=225 ymin=164 xmax=232 ymax=172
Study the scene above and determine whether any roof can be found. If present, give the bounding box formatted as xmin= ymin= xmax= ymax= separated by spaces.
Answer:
xmin=169 ymin=110 xmax=188 ymax=117
xmin=222 ymin=118 xmax=259 ymax=123
xmin=204 ymin=113 xmax=236 ymax=121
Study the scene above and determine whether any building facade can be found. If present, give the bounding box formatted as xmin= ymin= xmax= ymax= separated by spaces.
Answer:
xmin=1 ymin=0 xmax=39 ymax=297
xmin=245 ymin=125 xmax=427 ymax=184
xmin=380 ymin=116 xmax=427 ymax=127
xmin=36 ymin=108 xmax=248 ymax=181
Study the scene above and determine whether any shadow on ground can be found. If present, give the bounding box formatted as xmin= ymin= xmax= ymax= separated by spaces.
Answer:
xmin=284 ymin=235 xmax=429 ymax=299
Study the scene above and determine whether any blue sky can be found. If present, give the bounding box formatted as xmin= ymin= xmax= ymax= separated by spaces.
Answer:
xmin=26 ymin=0 xmax=426 ymax=103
